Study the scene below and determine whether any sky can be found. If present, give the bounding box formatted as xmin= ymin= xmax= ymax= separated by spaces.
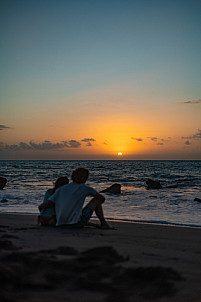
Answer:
xmin=0 ymin=0 xmax=201 ymax=160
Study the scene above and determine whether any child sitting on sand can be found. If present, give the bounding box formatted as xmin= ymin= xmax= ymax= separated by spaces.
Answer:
xmin=38 ymin=176 xmax=69 ymax=226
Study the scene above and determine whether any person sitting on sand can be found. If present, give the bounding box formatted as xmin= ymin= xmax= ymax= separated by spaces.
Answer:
xmin=38 ymin=167 xmax=112 ymax=229
xmin=38 ymin=176 xmax=69 ymax=226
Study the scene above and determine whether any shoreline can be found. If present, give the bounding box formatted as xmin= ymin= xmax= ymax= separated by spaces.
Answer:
xmin=1 ymin=212 xmax=201 ymax=301
xmin=1 ymin=211 xmax=201 ymax=229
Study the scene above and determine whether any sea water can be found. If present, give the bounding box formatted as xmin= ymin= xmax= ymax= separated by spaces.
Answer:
xmin=0 ymin=160 xmax=201 ymax=227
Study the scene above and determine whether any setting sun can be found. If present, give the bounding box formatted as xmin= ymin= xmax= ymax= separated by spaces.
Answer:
xmin=118 ymin=152 xmax=123 ymax=156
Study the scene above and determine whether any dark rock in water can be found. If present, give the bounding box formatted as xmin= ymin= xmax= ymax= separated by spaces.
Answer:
xmin=1 ymin=199 xmax=8 ymax=203
xmin=146 ymin=179 xmax=162 ymax=189
xmin=194 ymin=198 xmax=201 ymax=202
xmin=0 ymin=177 xmax=7 ymax=189
xmin=100 ymin=183 xmax=121 ymax=194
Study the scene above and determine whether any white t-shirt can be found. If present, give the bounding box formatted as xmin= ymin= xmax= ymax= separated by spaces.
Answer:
xmin=48 ymin=182 xmax=97 ymax=226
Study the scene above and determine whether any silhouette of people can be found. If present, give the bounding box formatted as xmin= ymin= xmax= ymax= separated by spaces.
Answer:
xmin=39 ymin=167 xmax=112 ymax=228
xmin=38 ymin=176 xmax=69 ymax=226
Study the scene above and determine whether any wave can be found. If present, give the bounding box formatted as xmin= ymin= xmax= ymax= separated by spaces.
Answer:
xmin=105 ymin=217 xmax=201 ymax=228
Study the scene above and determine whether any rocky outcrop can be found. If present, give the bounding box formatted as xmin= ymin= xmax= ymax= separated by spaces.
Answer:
xmin=1 ymin=198 xmax=8 ymax=203
xmin=146 ymin=179 xmax=162 ymax=189
xmin=194 ymin=198 xmax=201 ymax=202
xmin=0 ymin=177 xmax=7 ymax=189
xmin=101 ymin=183 xmax=121 ymax=194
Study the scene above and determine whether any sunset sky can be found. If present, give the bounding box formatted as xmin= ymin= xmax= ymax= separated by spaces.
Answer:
xmin=1 ymin=0 xmax=201 ymax=160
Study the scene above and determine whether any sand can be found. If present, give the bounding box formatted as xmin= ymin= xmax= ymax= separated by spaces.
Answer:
xmin=0 ymin=213 xmax=201 ymax=302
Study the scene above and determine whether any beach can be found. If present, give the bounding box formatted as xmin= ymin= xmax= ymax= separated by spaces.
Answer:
xmin=1 ymin=213 xmax=201 ymax=302
xmin=1 ymin=160 xmax=201 ymax=228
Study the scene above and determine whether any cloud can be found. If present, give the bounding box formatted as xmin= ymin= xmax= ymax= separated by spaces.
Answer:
xmin=0 ymin=139 xmax=82 ymax=152
xmin=19 ymin=142 xmax=33 ymax=150
xmin=81 ymin=138 xmax=96 ymax=142
xmin=147 ymin=137 xmax=158 ymax=142
xmin=131 ymin=137 xmax=170 ymax=145
xmin=0 ymin=143 xmax=20 ymax=151
xmin=131 ymin=137 xmax=143 ymax=142
xmin=146 ymin=137 xmax=171 ymax=145
xmin=179 ymin=99 xmax=201 ymax=104
xmin=182 ymin=129 xmax=201 ymax=140
xmin=81 ymin=138 xmax=96 ymax=147
xmin=67 ymin=140 xmax=81 ymax=148
xmin=103 ymin=140 xmax=109 ymax=146
xmin=29 ymin=140 xmax=67 ymax=150
xmin=0 ymin=125 xmax=12 ymax=131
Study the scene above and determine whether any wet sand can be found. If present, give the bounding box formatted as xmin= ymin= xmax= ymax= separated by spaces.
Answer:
xmin=0 ymin=213 xmax=201 ymax=302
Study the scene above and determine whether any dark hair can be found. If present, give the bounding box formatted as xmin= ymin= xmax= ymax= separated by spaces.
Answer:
xmin=71 ymin=167 xmax=89 ymax=184
xmin=52 ymin=176 xmax=69 ymax=194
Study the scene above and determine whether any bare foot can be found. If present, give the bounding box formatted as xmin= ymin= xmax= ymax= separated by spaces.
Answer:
xmin=101 ymin=222 xmax=116 ymax=230
xmin=86 ymin=222 xmax=102 ymax=228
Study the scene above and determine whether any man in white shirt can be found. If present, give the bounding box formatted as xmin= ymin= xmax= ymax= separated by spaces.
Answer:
xmin=39 ymin=167 xmax=112 ymax=229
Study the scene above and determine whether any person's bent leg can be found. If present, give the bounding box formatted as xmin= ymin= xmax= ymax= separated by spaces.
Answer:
xmin=86 ymin=194 xmax=113 ymax=229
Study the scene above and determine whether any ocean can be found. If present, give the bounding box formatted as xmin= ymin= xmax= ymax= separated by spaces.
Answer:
xmin=0 ymin=160 xmax=201 ymax=227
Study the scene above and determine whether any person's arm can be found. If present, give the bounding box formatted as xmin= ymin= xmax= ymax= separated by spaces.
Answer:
xmin=87 ymin=186 xmax=105 ymax=204
xmin=38 ymin=200 xmax=54 ymax=211
xmin=94 ymin=192 xmax=105 ymax=204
